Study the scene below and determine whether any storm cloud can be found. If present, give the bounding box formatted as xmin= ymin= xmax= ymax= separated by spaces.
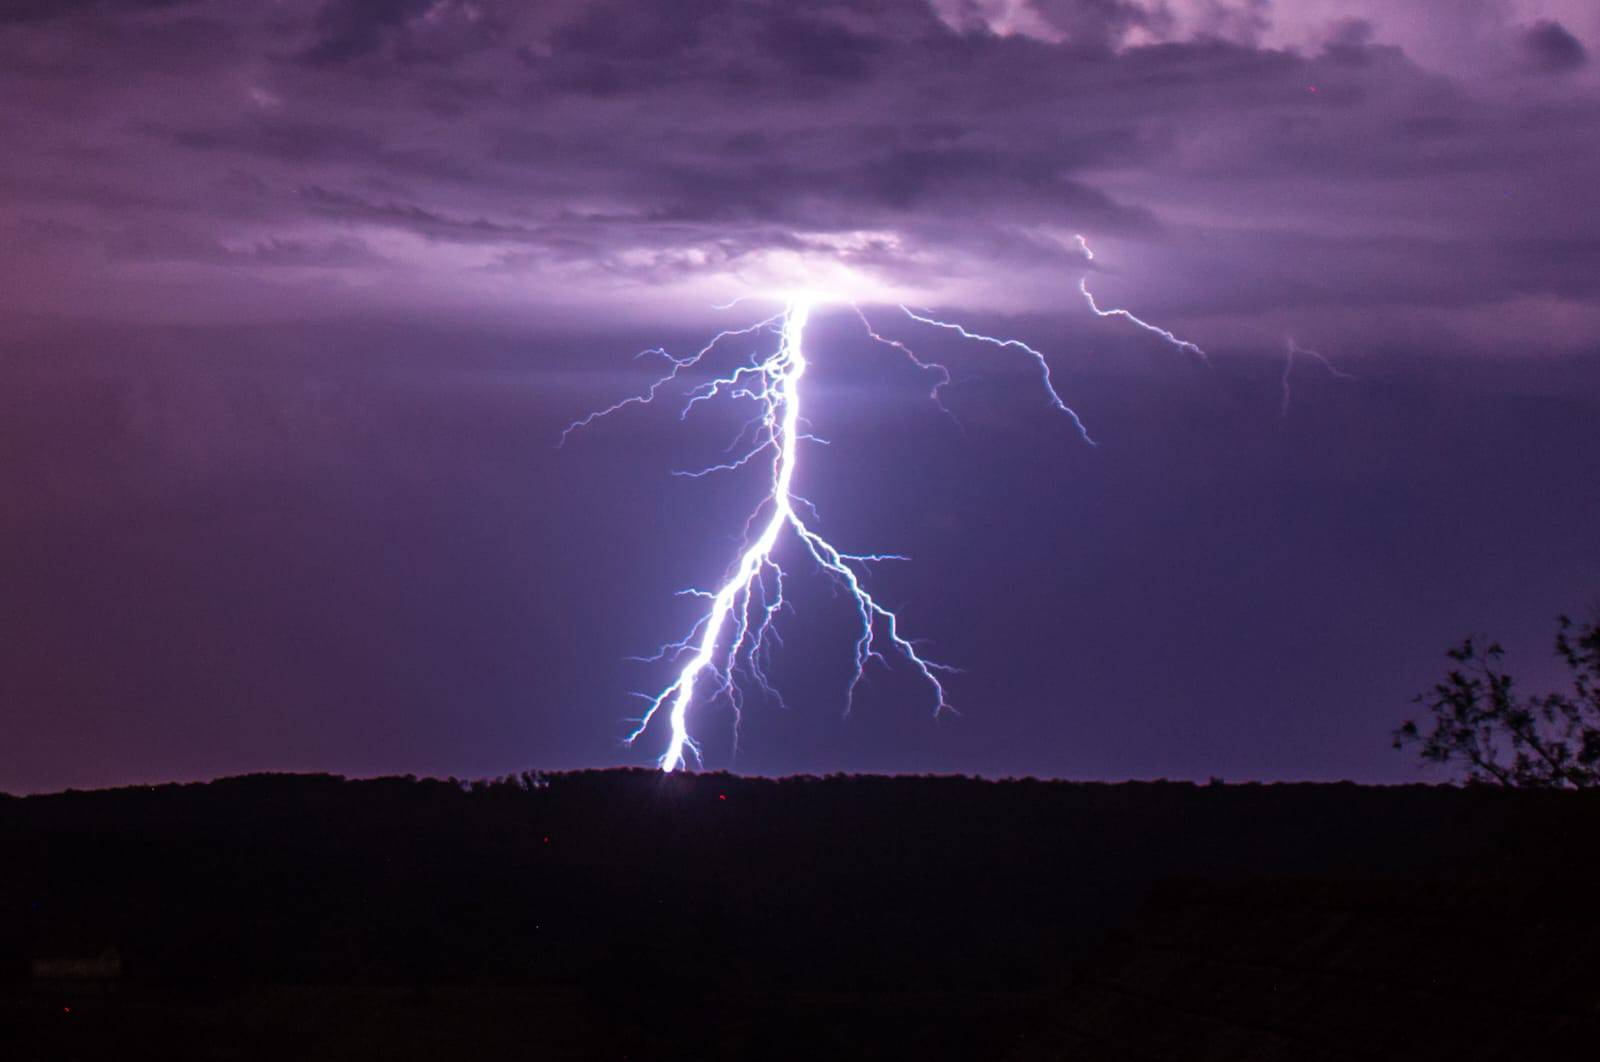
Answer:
xmin=2 ymin=0 xmax=1597 ymax=350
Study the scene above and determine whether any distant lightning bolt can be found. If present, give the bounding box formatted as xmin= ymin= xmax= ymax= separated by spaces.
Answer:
xmin=566 ymin=239 xmax=1215 ymax=772
xmin=1279 ymin=336 xmax=1353 ymax=418
xmin=1075 ymin=234 xmax=1208 ymax=366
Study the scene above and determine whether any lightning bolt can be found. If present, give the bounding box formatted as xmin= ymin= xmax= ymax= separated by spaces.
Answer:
xmin=1279 ymin=336 xmax=1353 ymax=418
xmin=1074 ymin=234 xmax=1208 ymax=366
xmin=565 ymin=238 xmax=1210 ymax=772
xmin=568 ymin=299 xmax=961 ymax=772
xmin=896 ymin=306 xmax=1097 ymax=445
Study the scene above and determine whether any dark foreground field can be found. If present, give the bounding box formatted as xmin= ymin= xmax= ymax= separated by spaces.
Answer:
xmin=3 ymin=771 xmax=1597 ymax=1060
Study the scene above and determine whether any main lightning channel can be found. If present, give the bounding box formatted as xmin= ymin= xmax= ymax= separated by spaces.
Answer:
xmin=567 ymin=238 xmax=1213 ymax=772
xmin=619 ymin=299 xmax=954 ymax=773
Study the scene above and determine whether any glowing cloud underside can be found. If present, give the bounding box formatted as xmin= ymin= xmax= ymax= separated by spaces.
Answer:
xmin=563 ymin=239 xmax=1206 ymax=772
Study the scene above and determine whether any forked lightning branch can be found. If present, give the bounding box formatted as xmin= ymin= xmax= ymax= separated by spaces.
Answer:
xmin=564 ymin=239 xmax=1207 ymax=772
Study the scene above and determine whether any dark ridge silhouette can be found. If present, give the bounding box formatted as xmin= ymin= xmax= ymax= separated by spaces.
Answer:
xmin=3 ymin=770 xmax=1597 ymax=1059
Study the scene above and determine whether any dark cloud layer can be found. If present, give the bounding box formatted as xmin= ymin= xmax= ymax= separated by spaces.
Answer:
xmin=1 ymin=0 xmax=1596 ymax=347
xmin=1522 ymin=18 xmax=1588 ymax=72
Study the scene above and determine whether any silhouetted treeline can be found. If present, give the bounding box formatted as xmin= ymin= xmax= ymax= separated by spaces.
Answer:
xmin=3 ymin=771 xmax=1598 ymax=1060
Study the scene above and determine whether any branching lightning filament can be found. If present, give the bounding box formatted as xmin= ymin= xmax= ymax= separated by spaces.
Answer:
xmin=1279 ymin=335 xmax=1353 ymax=418
xmin=564 ymin=238 xmax=1207 ymax=772
xmin=567 ymin=299 xmax=963 ymax=772
xmin=1074 ymin=234 xmax=1208 ymax=365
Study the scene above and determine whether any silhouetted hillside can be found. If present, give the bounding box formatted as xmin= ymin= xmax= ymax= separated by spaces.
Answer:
xmin=1017 ymin=875 xmax=1600 ymax=1061
xmin=3 ymin=771 xmax=1597 ymax=1059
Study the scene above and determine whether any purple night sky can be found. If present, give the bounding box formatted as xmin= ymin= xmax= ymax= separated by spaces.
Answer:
xmin=3 ymin=0 xmax=1598 ymax=792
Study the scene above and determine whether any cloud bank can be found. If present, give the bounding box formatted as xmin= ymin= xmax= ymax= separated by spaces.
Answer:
xmin=2 ymin=0 xmax=1597 ymax=352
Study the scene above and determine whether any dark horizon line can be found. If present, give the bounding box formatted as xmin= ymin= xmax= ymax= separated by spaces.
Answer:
xmin=2 ymin=764 xmax=1480 ymax=800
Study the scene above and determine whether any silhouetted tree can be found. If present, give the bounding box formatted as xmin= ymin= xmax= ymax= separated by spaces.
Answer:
xmin=1396 ymin=612 xmax=1600 ymax=788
